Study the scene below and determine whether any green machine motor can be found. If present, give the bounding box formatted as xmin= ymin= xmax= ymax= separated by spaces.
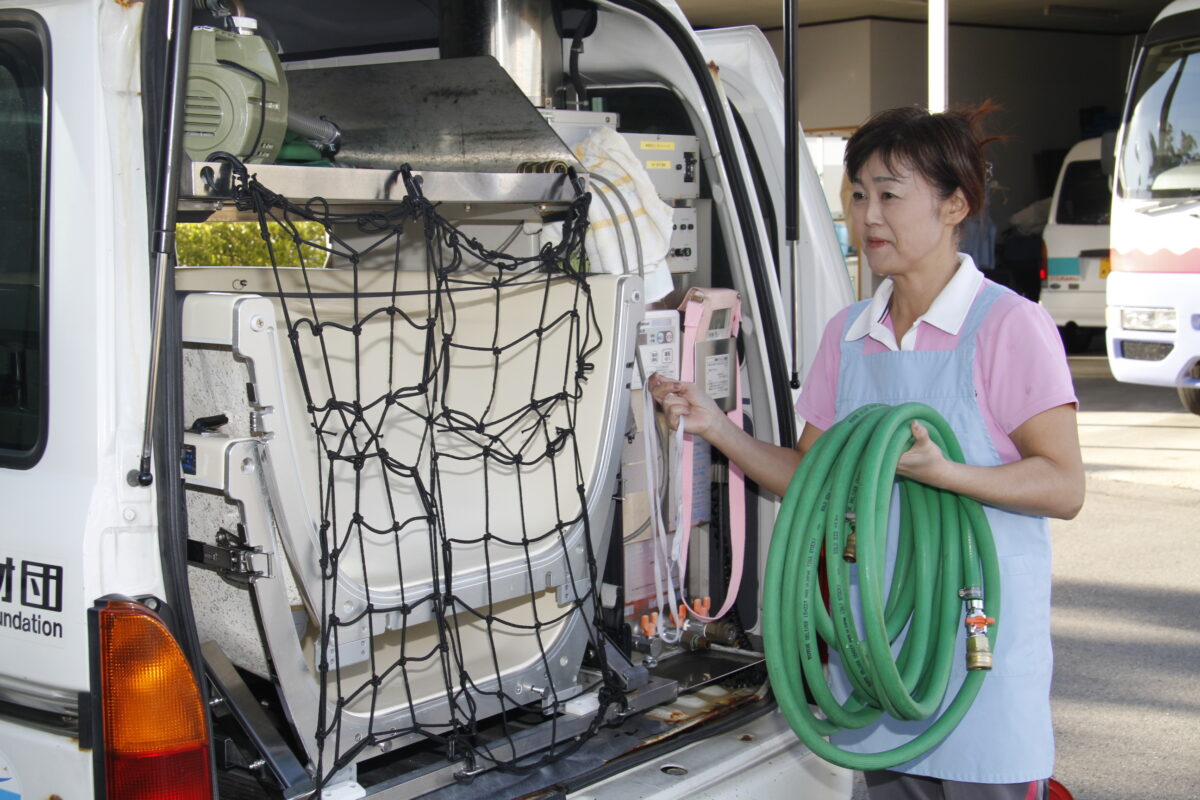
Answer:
xmin=184 ymin=18 xmax=288 ymax=164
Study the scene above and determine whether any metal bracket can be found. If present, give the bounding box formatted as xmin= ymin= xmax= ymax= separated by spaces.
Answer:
xmin=593 ymin=630 xmax=649 ymax=692
xmin=203 ymin=642 xmax=316 ymax=799
xmin=187 ymin=525 xmax=272 ymax=585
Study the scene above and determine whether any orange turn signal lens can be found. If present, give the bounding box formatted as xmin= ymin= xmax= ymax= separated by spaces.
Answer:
xmin=98 ymin=600 xmax=212 ymax=800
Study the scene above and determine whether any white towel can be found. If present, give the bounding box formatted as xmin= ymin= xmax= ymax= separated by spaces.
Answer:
xmin=544 ymin=127 xmax=676 ymax=302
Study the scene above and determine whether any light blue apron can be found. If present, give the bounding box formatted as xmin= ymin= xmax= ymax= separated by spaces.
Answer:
xmin=829 ymin=281 xmax=1054 ymax=783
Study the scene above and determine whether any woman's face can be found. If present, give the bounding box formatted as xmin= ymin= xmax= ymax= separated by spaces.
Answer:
xmin=849 ymin=152 xmax=967 ymax=279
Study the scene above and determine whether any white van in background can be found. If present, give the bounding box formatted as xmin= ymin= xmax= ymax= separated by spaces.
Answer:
xmin=1041 ymin=137 xmax=1112 ymax=352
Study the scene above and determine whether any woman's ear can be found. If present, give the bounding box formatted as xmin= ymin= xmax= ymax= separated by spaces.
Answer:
xmin=942 ymin=188 xmax=970 ymax=226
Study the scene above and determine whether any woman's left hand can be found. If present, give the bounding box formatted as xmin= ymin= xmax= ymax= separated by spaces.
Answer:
xmin=896 ymin=420 xmax=950 ymax=485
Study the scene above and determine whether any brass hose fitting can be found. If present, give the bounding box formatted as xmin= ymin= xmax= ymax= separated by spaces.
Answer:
xmin=842 ymin=512 xmax=858 ymax=563
xmin=964 ymin=633 xmax=993 ymax=671
xmin=958 ymin=586 xmax=995 ymax=671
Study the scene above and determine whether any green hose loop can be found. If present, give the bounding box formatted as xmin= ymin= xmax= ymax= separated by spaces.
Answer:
xmin=762 ymin=402 xmax=1001 ymax=770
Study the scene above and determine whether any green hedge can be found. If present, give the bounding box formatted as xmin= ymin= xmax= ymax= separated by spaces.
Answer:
xmin=176 ymin=221 xmax=329 ymax=267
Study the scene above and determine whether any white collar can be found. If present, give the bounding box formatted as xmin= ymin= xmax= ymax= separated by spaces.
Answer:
xmin=845 ymin=254 xmax=985 ymax=351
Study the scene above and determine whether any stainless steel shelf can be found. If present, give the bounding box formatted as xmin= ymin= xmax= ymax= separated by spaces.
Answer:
xmin=181 ymin=161 xmax=582 ymax=209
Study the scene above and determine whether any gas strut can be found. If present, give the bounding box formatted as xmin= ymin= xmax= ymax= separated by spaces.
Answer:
xmin=129 ymin=1 xmax=194 ymax=487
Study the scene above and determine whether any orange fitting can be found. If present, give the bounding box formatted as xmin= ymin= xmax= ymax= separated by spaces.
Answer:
xmin=965 ymin=615 xmax=996 ymax=627
xmin=639 ymin=614 xmax=653 ymax=637
xmin=696 ymin=597 xmax=712 ymax=616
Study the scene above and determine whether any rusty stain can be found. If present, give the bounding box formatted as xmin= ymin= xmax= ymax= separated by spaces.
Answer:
xmin=112 ymin=0 xmax=144 ymax=8
xmin=635 ymin=688 xmax=758 ymax=750
xmin=707 ymin=60 xmax=720 ymax=78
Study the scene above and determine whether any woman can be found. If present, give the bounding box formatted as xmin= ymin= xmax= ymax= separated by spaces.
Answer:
xmin=649 ymin=105 xmax=1084 ymax=799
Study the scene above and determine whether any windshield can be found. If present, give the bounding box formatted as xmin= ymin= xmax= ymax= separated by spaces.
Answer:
xmin=1120 ymin=35 xmax=1200 ymax=199
xmin=1057 ymin=159 xmax=1110 ymax=224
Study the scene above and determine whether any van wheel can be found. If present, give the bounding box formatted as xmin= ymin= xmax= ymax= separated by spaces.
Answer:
xmin=1058 ymin=324 xmax=1094 ymax=354
xmin=1179 ymin=386 xmax=1200 ymax=416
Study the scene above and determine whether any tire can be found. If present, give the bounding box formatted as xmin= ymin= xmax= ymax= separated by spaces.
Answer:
xmin=1178 ymin=385 xmax=1200 ymax=415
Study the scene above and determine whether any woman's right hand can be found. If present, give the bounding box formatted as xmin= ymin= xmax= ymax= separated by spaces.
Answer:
xmin=646 ymin=374 xmax=727 ymax=441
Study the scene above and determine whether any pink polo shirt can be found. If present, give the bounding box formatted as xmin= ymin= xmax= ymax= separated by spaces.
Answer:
xmin=795 ymin=260 xmax=1077 ymax=464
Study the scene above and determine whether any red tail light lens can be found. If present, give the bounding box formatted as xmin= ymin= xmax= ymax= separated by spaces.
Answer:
xmin=98 ymin=600 xmax=212 ymax=800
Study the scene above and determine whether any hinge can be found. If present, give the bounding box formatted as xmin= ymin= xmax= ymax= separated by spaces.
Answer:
xmin=186 ymin=525 xmax=271 ymax=585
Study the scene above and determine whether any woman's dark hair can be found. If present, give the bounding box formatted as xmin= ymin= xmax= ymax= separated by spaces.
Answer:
xmin=844 ymin=103 xmax=1001 ymax=217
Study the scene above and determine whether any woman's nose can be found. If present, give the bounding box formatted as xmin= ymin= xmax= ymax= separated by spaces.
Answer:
xmin=862 ymin=195 xmax=883 ymax=226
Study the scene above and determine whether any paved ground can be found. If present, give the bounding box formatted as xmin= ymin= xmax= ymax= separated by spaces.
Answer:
xmin=852 ymin=351 xmax=1200 ymax=799
xmin=1049 ymin=354 xmax=1200 ymax=800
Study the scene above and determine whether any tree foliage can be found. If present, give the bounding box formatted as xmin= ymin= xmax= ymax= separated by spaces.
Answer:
xmin=176 ymin=221 xmax=329 ymax=267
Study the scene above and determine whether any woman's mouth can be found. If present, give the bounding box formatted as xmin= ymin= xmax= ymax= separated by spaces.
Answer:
xmin=866 ymin=237 xmax=889 ymax=249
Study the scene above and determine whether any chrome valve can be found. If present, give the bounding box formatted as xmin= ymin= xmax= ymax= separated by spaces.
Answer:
xmin=959 ymin=586 xmax=994 ymax=671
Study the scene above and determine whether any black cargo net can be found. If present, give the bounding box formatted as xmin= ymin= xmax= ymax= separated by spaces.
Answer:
xmin=218 ymin=158 xmax=620 ymax=786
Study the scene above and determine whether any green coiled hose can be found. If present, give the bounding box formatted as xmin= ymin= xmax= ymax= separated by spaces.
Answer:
xmin=762 ymin=402 xmax=1001 ymax=770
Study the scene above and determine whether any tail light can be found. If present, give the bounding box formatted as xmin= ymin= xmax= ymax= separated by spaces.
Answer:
xmin=1040 ymin=241 xmax=1048 ymax=284
xmin=96 ymin=599 xmax=212 ymax=800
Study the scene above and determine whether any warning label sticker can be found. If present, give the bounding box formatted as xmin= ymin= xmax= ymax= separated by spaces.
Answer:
xmin=704 ymin=353 xmax=731 ymax=399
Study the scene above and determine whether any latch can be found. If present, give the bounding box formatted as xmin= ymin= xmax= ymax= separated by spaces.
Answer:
xmin=683 ymin=150 xmax=697 ymax=183
xmin=187 ymin=524 xmax=271 ymax=585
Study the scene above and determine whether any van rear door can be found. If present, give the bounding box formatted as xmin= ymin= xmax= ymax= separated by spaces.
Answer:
xmin=695 ymin=27 xmax=853 ymax=386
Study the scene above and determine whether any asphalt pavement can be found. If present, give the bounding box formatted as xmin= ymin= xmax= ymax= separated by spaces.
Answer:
xmin=849 ymin=349 xmax=1200 ymax=800
xmin=1049 ymin=353 xmax=1200 ymax=800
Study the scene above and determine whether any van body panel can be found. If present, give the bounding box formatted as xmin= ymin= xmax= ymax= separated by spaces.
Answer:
xmin=1106 ymin=270 xmax=1200 ymax=387
xmin=1040 ymin=137 xmax=1110 ymax=332
xmin=0 ymin=719 xmax=93 ymax=798
xmin=570 ymin=709 xmax=852 ymax=800
xmin=0 ymin=0 xmax=159 ymax=705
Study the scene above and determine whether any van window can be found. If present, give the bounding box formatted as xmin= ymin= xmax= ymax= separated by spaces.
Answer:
xmin=0 ymin=15 xmax=48 ymax=467
xmin=1056 ymin=159 xmax=1111 ymax=225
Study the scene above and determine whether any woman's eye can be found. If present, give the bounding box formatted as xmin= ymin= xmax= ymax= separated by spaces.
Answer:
xmin=881 ymin=192 xmax=898 ymax=200
xmin=851 ymin=191 xmax=866 ymax=201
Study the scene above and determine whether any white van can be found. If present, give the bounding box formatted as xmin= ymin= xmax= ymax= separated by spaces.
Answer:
xmin=1040 ymin=137 xmax=1112 ymax=351
xmin=0 ymin=1 xmax=853 ymax=798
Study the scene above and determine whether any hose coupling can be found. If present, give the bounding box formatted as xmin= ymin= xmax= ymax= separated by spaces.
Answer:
xmin=964 ymin=632 xmax=993 ymax=671
xmin=684 ymin=617 xmax=738 ymax=645
xmin=677 ymin=629 xmax=710 ymax=651
xmin=842 ymin=512 xmax=858 ymax=563
xmin=958 ymin=587 xmax=994 ymax=671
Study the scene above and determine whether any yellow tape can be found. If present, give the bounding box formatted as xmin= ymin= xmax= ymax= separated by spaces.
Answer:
xmin=590 ymin=207 xmax=649 ymax=230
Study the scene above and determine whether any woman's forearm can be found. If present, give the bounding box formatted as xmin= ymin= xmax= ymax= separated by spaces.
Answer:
xmin=704 ymin=414 xmax=803 ymax=497
xmin=897 ymin=404 xmax=1085 ymax=520
xmin=919 ymin=456 xmax=1084 ymax=519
